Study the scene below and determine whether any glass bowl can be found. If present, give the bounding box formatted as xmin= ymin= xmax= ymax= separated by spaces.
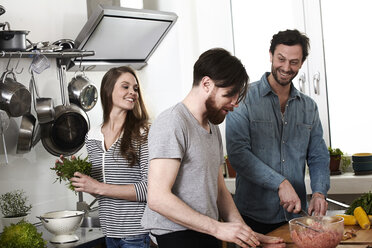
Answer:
xmin=289 ymin=216 xmax=344 ymax=248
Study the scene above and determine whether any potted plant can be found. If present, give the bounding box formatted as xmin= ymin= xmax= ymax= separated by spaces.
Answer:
xmin=328 ymin=147 xmax=343 ymax=174
xmin=0 ymin=190 xmax=32 ymax=227
xmin=341 ymin=155 xmax=352 ymax=173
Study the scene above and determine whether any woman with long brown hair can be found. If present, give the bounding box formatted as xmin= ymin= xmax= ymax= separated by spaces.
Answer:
xmin=70 ymin=66 xmax=151 ymax=248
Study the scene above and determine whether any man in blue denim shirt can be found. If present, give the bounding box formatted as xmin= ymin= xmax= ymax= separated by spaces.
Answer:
xmin=226 ymin=29 xmax=330 ymax=234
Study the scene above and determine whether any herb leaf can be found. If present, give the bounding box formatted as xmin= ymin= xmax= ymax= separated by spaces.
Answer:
xmin=50 ymin=155 xmax=92 ymax=191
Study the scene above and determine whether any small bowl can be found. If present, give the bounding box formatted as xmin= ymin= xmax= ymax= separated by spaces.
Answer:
xmin=289 ymin=216 xmax=344 ymax=248
xmin=352 ymin=161 xmax=372 ymax=172
xmin=38 ymin=210 xmax=84 ymax=244
xmin=352 ymin=153 xmax=372 ymax=162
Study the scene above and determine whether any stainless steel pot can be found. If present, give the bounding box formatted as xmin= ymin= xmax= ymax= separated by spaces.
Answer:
xmin=0 ymin=22 xmax=30 ymax=51
xmin=68 ymin=73 xmax=97 ymax=112
xmin=52 ymin=39 xmax=74 ymax=50
xmin=16 ymin=79 xmax=36 ymax=154
xmin=16 ymin=113 xmax=36 ymax=154
xmin=31 ymin=71 xmax=55 ymax=123
xmin=41 ymin=65 xmax=90 ymax=156
xmin=0 ymin=70 xmax=31 ymax=117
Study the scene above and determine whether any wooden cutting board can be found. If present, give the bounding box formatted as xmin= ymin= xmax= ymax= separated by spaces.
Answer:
xmin=267 ymin=223 xmax=372 ymax=244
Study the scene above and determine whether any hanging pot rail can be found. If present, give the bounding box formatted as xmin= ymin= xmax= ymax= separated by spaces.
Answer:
xmin=0 ymin=50 xmax=94 ymax=58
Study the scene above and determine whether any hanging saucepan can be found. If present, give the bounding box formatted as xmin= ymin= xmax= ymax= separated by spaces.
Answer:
xmin=32 ymin=122 xmax=41 ymax=147
xmin=31 ymin=71 xmax=55 ymax=123
xmin=16 ymin=77 xmax=36 ymax=154
xmin=0 ymin=22 xmax=30 ymax=51
xmin=68 ymin=72 xmax=98 ymax=112
xmin=41 ymin=65 xmax=90 ymax=156
xmin=0 ymin=70 xmax=31 ymax=117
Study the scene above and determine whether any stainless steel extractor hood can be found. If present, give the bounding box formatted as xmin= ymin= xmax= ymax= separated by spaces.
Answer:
xmin=69 ymin=4 xmax=177 ymax=71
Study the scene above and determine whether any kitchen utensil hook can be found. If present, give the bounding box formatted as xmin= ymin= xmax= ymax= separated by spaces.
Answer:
xmin=5 ymin=53 xmax=13 ymax=72
xmin=73 ymin=55 xmax=86 ymax=78
xmin=79 ymin=55 xmax=83 ymax=70
xmin=14 ymin=52 xmax=24 ymax=74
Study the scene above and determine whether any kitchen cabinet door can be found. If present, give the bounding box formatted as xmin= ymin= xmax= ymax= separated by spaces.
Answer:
xmin=302 ymin=0 xmax=330 ymax=146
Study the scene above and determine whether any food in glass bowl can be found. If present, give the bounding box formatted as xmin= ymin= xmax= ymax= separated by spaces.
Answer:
xmin=289 ymin=216 xmax=344 ymax=248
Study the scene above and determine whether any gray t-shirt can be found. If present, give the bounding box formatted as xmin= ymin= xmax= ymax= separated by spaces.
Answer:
xmin=141 ymin=102 xmax=224 ymax=235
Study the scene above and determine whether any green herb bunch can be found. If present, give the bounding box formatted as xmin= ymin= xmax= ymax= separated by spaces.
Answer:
xmin=51 ymin=155 xmax=92 ymax=191
xmin=345 ymin=191 xmax=372 ymax=215
xmin=0 ymin=190 xmax=32 ymax=218
xmin=0 ymin=220 xmax=46 ymax=248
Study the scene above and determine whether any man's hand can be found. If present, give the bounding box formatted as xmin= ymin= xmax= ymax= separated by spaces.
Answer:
xmin=215 ymin=222 xmax=260 ymax=248
xmin=255 ymin=232 xmax=286 ymax=248
xmin=308 ymin=192 xmax=328 ymax=216
xmin=278 ymin=179 xmax=301 ymax=213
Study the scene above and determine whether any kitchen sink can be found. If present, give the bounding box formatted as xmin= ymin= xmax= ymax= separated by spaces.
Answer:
xmin=80 ymin=216 xmax=101 ymax=228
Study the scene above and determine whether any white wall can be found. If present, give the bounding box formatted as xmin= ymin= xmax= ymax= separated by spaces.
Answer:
xmin=0 ymin=0 xmax=234 ymax=231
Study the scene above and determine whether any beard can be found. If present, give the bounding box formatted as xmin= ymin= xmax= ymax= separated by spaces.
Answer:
xmin=205 ymin=94 xmax=227 ymax=125
xmin=271 ymin=64 xmax=298 ymax=87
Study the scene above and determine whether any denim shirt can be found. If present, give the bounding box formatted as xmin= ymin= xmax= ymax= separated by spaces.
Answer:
xmin=226 ymin=72 xmax=330 ymax=224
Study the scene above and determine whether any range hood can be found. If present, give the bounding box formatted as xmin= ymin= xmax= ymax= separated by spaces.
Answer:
xmin=69 ymin=5 xmax=177 ymax=71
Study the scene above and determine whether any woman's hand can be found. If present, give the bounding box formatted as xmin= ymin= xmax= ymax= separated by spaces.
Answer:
xmin=70 ymin=172 xmax=101 ymax=195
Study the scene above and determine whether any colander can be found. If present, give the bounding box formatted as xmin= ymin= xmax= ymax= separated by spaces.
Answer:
xmin=38 ymin=210 xmax=84 ymax=244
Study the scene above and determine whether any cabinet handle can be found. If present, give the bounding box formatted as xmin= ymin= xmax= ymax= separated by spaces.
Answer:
xmin=313 ymin=72 xmax=320 ymax=95
xmin=298 ymin=72 xmax=306 ymax=93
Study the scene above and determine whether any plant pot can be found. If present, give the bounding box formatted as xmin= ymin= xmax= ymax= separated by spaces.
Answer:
xmin=330 ymin=155 xmax=341 ymax=173
xmin=1 ymin=214 xmax=27 ymax=227
xmin=225 ymin=158 xmax=236 ymax=178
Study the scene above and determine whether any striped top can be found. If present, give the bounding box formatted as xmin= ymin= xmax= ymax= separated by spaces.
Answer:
xmin=85 ymin=125 xmax=149 ymax=238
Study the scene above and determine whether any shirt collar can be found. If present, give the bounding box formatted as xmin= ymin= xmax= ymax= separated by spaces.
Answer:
xmin=260 ymin=72 xmax=302 ymax=100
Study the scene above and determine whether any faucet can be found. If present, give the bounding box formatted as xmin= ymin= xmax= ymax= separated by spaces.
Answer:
xmin=76 ymin=192 xmax=98 ymax=212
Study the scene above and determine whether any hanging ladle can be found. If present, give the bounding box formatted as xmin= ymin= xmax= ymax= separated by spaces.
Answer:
xmin=0 ymin=109 xmax=9 ymax=164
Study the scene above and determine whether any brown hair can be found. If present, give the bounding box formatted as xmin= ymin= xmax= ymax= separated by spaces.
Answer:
xmin=100 ymin=66 xmax=150 ymax=166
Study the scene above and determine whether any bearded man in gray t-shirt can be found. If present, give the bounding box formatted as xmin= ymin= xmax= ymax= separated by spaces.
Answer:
xmin=141 ymin=48 xmax=285 ymax=248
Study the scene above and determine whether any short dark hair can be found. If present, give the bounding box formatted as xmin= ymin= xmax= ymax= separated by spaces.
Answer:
xmin=193 ymin=48 xmax=249 ymax=103
xmin=270 ymin=29 xmax=310 ymax=62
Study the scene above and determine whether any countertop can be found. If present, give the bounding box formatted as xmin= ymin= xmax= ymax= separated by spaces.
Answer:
xmin=36 ymin=222 xmax=105 ymax=248
xmin=267 ymin=214 xmax=372 ymax=248
xmin=267 ymin=224 xmax=372 ymax=248
xmin=224 ymin=172 xmax=372 ymax=195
